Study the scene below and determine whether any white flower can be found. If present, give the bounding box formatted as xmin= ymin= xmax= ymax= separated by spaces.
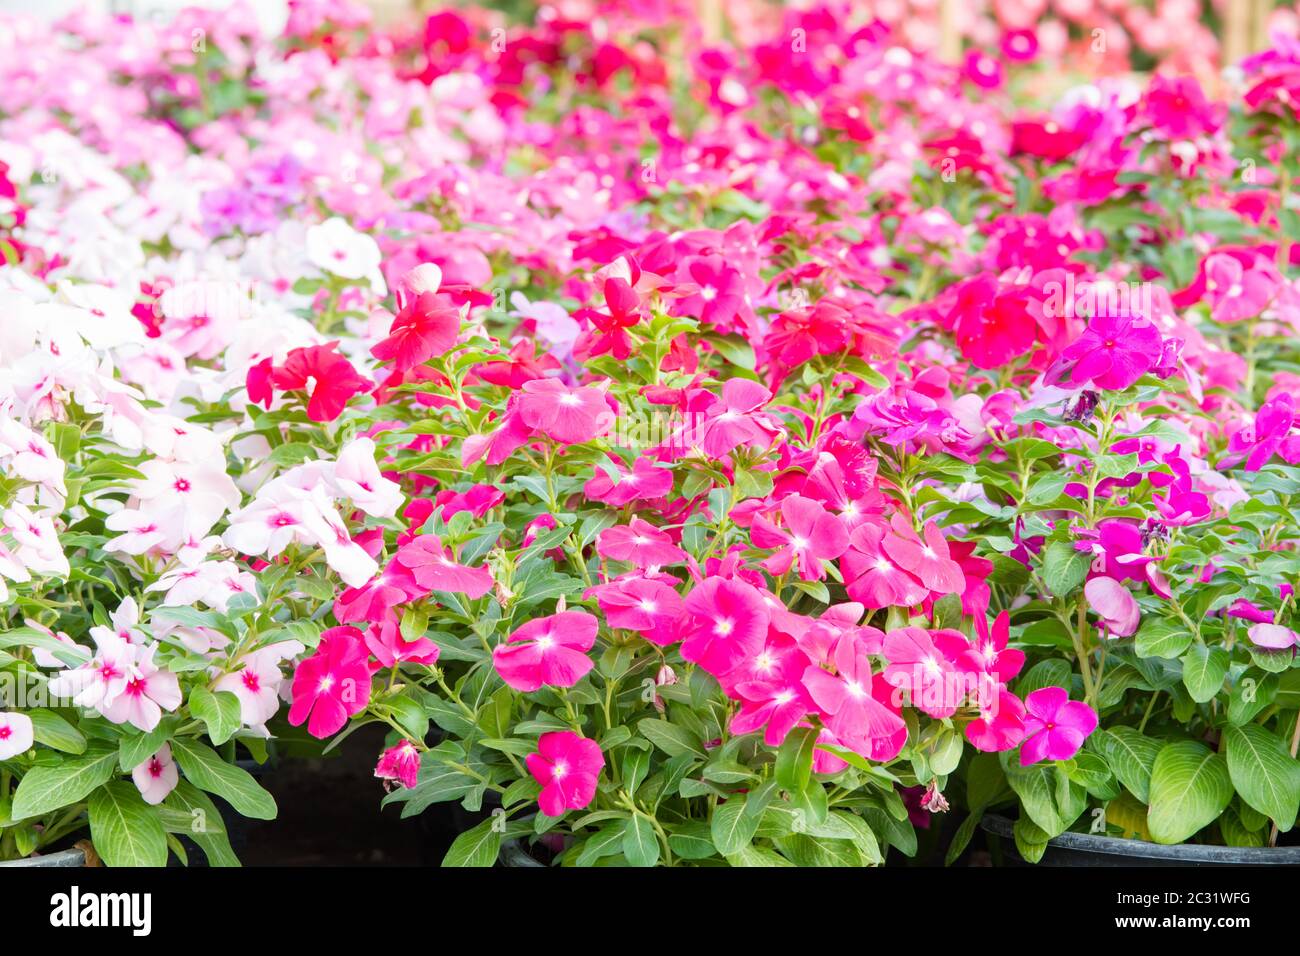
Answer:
xmin=306 ymin=217 xmax=386 ymax=293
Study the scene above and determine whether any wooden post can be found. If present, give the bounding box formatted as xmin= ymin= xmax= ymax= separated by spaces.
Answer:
xmin=1250 ymin=0 xmax=1273 ymax=58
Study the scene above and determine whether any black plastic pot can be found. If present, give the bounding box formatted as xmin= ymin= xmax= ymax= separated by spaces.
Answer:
xmin=982 ymin=814 xmax=1300 ymax=866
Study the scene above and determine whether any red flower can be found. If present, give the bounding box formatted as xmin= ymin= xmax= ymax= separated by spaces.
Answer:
xmin=269 ymin=342 xmax=370 ymax=422
xmin=371 ymin=292 xmax=460 ymax=372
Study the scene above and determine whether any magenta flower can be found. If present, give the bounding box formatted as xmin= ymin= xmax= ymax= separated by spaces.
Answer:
xmin=583 ymin=456 xmax=673 ymax=506
xmin=680 ymin=578 xmax=770 ymax=677
xmin=1018 ymin=687 xmax=1098 ymax=765
xmin=526 ymin=731 xmax=604 ymax=817
xmin=698 ymin=379 xmax=779 ymax=458
xmin=288 ymin=627 xmax=374 ymax=739
xmin=1084 ymin=576 xmax=1140 ymax=638
xmin=751 ymin=494 xmax=849 ymax=581
xmin=492 ymin=611 xmax=597 ymax=692
xmin=964 ymin=611 xmax=1025 ymax=684
xmin=802 ymin=633 xmax=906 ymax=760
xmin=1221 ymin=393 xmax=1299 ymax=472
xmin=596 ymin=518 xmax=687 ymax=568
xmin=375 ymin=741 xmax=421 ymax=790
xmin=1060 ymin=313 xmax=1164 ymax=392
xmin=517 ymin=378 xmax=612 ymax=445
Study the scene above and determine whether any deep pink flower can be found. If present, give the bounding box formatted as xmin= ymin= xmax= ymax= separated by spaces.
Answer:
xmin=583 ymin=456 xmax=673 ymax=506
xmin=965 ymin=688 xmax=1027 ymax=753
xmin=802 ymin=633 xmax=906 ymax=761
xmin=518 ymin=378 xmax=612 ymax=445
xmin=375 ymin=741 xmax=421 ymax=790
xmin=841 ymin=521 xmax=928 ymax=609
xmin=589 ymin=576 xmax=683 ymax=644
xmin=371 ymin=292 xmax=460 ymax=371
xmin=882 ymin=517 xmax=965 ymax=595
xmin=1019 ymin=687 xmax=1098 ymax=765
xmin=881 ymin=626 xmax=964 ymax=719
xmin=680 ymin=577 xmax=771 ymax=677
xmin=698 ymin=379 xmax=779 ymax=458
xmin=597 ymin=518 xmax=687 ymax=568
xmin=751 ymin=494 xmax=849 ymax=581
xmin=1060 ymin=314 xmax=1163 ymax=392
xmin=964 ymin=610 xmax=1026 ymax=683
xmin=392 ymin=535 xmax=493 ymax=598
xmin=1222 ymin=393 xmax=1300 ymax=471
xmin=526 ymin=731 xmax=604 ymax=817
xmin=729 ymin=638 xmax=814 ymax=747
xmin=288 ymin=627 xmax=373 ymax=739
xmin=365 ymin=618 xmax=441 ymax=667
xmin=492 ymin=611 xmax=597 ymax=692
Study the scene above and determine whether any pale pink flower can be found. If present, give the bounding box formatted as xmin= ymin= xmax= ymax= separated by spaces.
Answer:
xmin=100 ymin=643 xmax=183 ymax=732
xmin=132 ymin=744 xmax=179 ymax=805
xmin=0 ymin=711 xmax=34 ymax=760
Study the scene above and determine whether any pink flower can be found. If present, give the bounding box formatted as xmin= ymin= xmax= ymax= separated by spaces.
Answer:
xmin=882 ymin=517 xmax=965 ymax=595
xmin=1019 ymin=687 xmax=1098 ymax=765
xmin=132 ymin=744 xmax=179 ymax=805
xmin=1204 ymin=253 xmax=1277 ymax=324
xmin=698 ymin=379 xmax=779 ymax=458
xmin=589 ymin=576 xmax=683 ymax=644
xmin=965 ymin=688 xmax=1027 ymax=753
xmin=99 ymin=643 xmax=182 ymax=733
xmin=1084 ymin=576 xmax=1140 ymax=637
xmin=802 ymin=633 xmax=907 ymax=760
xmin=841 ymin=521 xmax=928 ymax=609
xmin=492 ymin=611 xmax=597 ymax=692
xmin=596 ymin=518 xmax=686 ymax=568
xmin=751 ymin=494 xmax=849 ymax=581
xmin=392 ymin=535 xmax=493 ymax=598
xmin=375 ymin=741 xmax=421 ymax=790
xmin=964 ymin=611 xmax=1025 ymax=684
xmin=517 ymin=378 xmax=612 ymax=445
xmin=1221 ymin=393 xmax=1300 ymax=472
xmin=583 ymin=456 xmax=673 ymax=506
xmin=881 ymin=627 xmax=964 ymax=719
xmin=0 ymin=710 xmax=33 ymax=760
xmin=288 ymin=627 xmax=373 ymax=739
xmin=365 ymin=618 xmax=441 ymax=667
xmin=728 ymin=639 xmax=814 ymax=746
xmin=1060 ymin=313 xmax=1164 ymax=392
xmin=1247 ymin=623 xmax=1298 ymax=650
xmin=526 ymin=731 xmax=604 ymax=817
xmin=680 ymin=578 xmax=771 ymax=677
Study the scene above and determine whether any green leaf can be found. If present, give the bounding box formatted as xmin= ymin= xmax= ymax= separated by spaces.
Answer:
xmin=11 ymin=744 xmax=117 ymax=819
xmin=574 ymin=823 xmax=627 ymax=866
xmin=1013 ymin=816 xmax=1049 ymax=864
xmin=667 ymin=821 xmax=716 ymax=860
xmin=945 ymin=812 xmax=981 ymax=866
xmin=27 ymin=709 xmax=86 ymax=755
xmin=164 ymin=780 xmax=240 ymax=867
xmin=442 ymin=818 xmax=502 ymax=867
xmin=622 ymin=815 xmax=660 ymax=867
xmin=725 ymin=845 xmax=793 ymax=867
xmin=1146 ymin=741 xmax=1233 ymax=845
xmin=774 ymin=726 xmax=817 ymax=792
xmin=1223 ymin=724 xmax=1300 ymax=832
xmin=710 ymin=794 xmax=759 ymax=856
xmin=169 ymin=739 xmax=277 ymax=820
xmin=1041 ymin=540 xmax=1090 ymax=598
xmin=1095 ymin=727 xmax=1161 ymax=803
xmin=1134 ymin=618 xmax=1192 ymax=660
xmin=638 ymin=718 xmax=705 ymax=758
xmin=1181 ymin=643 xmax=1228 ymax=703
xmin=88 ymin=781 xmax=168 ymax=867
xmin=189 ymin=687 xmax=242 ymax=746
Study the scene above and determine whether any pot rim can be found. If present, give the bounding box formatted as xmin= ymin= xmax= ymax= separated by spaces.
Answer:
xmin=0 ymin=847 xmax=86 ymax=868
xmin=499 ymin=839 xmax=546 ymax=867
xmin=981 ymin=814 xmax=1300 ymax=864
